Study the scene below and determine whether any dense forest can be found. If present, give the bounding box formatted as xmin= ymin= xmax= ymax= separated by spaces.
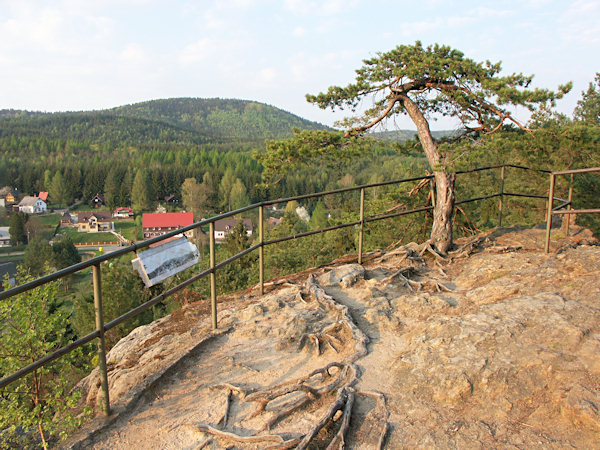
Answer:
xmin=0 ymin=98 xmax=418 ymax=209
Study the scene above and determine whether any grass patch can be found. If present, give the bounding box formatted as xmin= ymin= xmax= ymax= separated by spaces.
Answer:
xmin=114 ymin=221 xmax=138 ymax=241
xmin=58 ymin=227 xmax=118 ymax=244
xmin=0 ymin=245 xmax=25 ymax=254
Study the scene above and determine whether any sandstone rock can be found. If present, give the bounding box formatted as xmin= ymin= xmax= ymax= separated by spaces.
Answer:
xmin=317 ymin=263 xmax=365 ymax=287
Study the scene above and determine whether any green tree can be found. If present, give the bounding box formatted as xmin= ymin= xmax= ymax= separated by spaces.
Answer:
xmin=574 ymin=72 xmax=600 ymax=125
xmin=309 ymin=200 xmax=329 ymax=231
xmin=181 ymin=177 xmax=206 ymax=219
xmin=201 ymin=171 xmax=218 ymax=211
xmin=264 ymin=42 xmax=571 ymax=253
xmin=49 ymin=170 xmax=71 ymax=207
xmin=52 ymin=236 xmax=81 ymax=269
xmin=23 ymin=237 xmax=54 ymax=276
xmin=229 ymin=178 xmax=250 ymax=211
xmin=131 ymin=169 xmax=154 ymax=212
xmin=103 ymin=167 xmax=122 ymax=211
xmin=218 ymin=168 xmax=236 ymax=211
xmin=8 ymin=212 xmax=28 ymax=245
xmin=0 ymin=269 xmax=89 ymax=448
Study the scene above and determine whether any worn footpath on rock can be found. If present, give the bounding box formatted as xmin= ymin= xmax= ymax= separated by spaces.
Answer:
xmin=64 ymin=224 xmax=600 ymax=448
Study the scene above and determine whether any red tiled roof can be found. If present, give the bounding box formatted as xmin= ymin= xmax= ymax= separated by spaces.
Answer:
xmin=38 ymin=191 xmax=48 ymax=201
xmin=142 ymin=212 xmax=194 ymax=229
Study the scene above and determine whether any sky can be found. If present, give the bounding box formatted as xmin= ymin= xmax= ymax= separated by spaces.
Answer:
xmin=1 ymin=0 xmax=599 ymax=130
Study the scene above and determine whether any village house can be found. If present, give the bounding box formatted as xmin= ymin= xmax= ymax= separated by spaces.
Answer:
xmin=214 ymin=218 xmax=253 ymax=241
xmin=113 ymin=207 xmax=134 ymax=219
xmin=77 ymin=211 xmax=114 ymax=232
xmin=142 ymin=212 xmax=194 ymax=239
xmin=0 ymin=187 xmax=19 ymax=205
xmin=0 ymin=227 xmax=11 ymax=247
xmin=92 ymin=193 xmax=106 ymax=208
xmin=60 ymin=211 xmax=74 ymax=226
xmin=17 ymin=196 xmax=47 ymax=214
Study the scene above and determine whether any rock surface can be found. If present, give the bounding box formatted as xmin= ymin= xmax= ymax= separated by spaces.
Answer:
xmin=65 ymin=225 xmax=600 ymax=448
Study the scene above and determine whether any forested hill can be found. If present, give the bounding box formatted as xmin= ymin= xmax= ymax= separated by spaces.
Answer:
xmin=0 ymin=98 xmax=328 ymax=145
xmin=107 ymin=98 xmax=328 ymax=140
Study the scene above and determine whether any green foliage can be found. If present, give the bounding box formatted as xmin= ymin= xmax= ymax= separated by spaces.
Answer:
xmin=8 ymin=212 xmax=28 ymax=245
xmin=52 ymin=236 xmax=82 ymax=269
xmin=49 ymin=170 xmax=71 ymax=207
xmin=23 ymin=237 xmax=54 ymax=276
xmin=0 ymin=268 xmax=90 ymax=448
xmin=229 ymin=179 xmax=250 ymax=211
xmin=307 ymin=41 xmax=571 ymax=135
xmin=219 ymin=221 xmax=257 ymax=293
xmin=574 ymin=72 xmax=600 ymax=125
xmin=131 ymin=169 xmax=154 ymax=211
xmin=71 ymin=257 xmax=153 ymax=348
xmin=256 ymin=128 xmax=372 ymax=184
xmin=181 ymin=177 xmax=205 ymax=218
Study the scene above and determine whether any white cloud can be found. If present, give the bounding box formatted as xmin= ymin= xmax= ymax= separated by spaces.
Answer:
xmin=178 ymin=38 xmax=215 ymax=65
xmin=559 ymin=0 xmax=600 ymax=45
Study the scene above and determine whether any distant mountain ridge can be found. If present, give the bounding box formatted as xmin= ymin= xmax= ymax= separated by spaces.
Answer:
xmin=0 ymin=98 xmax=329 ymax=144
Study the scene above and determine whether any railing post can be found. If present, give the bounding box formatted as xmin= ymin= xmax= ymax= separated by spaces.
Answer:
xmin=92 ymin=263 xmax=111 ymax=416
xmin=259 ymin=205 xmax=264 ymax=296
xmin=358 ymin=187 xmax=365 ymax=265
xmin=566 ymin=173 xmax=574 ymax=236
xmin=498 ymin=165 xmax=505 ymax=227
xmin=544 ymin=173 xmax=556 ymax=253
xmin=209 ymin=221 xmax=217 ymax=329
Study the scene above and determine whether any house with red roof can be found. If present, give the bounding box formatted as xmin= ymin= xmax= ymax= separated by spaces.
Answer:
xmin=142 ymin=212 xmax=194 ymax=239
xmin=38 ymin=191 xmax=48 ymax=202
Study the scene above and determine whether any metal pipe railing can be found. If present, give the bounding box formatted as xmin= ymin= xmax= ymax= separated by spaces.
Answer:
xmin=545 ymin=167 xmax=600 ymax=253
xmin=1 ymin=163 xmax=582 ymax=415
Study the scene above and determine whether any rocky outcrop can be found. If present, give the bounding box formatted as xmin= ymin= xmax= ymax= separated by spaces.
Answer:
xmin=66 ymin=225 xmax=600 ymax=448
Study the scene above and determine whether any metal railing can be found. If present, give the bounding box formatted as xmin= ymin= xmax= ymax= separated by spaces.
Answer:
xmin=545 ymin=167 xmax=600 ymax=253
xmin=0 ymin=163 xmax=585 ymax=416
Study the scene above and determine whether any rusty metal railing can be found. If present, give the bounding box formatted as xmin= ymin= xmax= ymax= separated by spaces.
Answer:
xmin=545 ymin=167 xmax=600 ymax=253
xmin=0 ymin=164 xmax=570 ymax=416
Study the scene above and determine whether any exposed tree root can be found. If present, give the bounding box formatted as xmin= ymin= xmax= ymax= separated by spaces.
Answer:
xmin=359 ymin=391 xmax=390 ymax=450
xmin=217 ymin=389 xmax=232 ymax=429
xmin=326 ymin=389 xmax=355 ymax=449
xmin=380 ymin=262 xmax=452 ymax=294
xmin=183 ymin=423 xmax=298 ymax=445
xmin=296 ymin=387 xmax=351 ymax=450
xmin=306 ymin=275 xmax=369 ymax=363
xmin=197 ymin=274 xmax=371 ymax=448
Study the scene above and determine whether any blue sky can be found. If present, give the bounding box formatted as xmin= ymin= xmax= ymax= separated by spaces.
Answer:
xmin=1 ymin=0 xmax=599 ymax=130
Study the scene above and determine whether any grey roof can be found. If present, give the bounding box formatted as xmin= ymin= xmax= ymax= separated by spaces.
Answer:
xmin=214 ymin=218 xmax=253 ymax=232
xmin=0 ymin=262 xmax=17 ymax=280
xmin=18 ymin=195 xmax=42 ymax=207
xmin=0 ymin=227 xmax=9 ymax=239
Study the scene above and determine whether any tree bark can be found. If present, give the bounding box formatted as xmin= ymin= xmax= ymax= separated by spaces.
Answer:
xmin=400 ymin=94 xmax=455 ymax=253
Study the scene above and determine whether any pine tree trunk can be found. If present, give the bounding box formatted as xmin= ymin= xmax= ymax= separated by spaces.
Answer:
xmin=431 ymin=171 xmax=455 ymax=253
xmin=401 ymin=94 xmax=455 ymax=253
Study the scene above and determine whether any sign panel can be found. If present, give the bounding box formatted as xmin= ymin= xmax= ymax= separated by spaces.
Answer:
xmin=132 ymin=236 xmax=199 ymax=287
